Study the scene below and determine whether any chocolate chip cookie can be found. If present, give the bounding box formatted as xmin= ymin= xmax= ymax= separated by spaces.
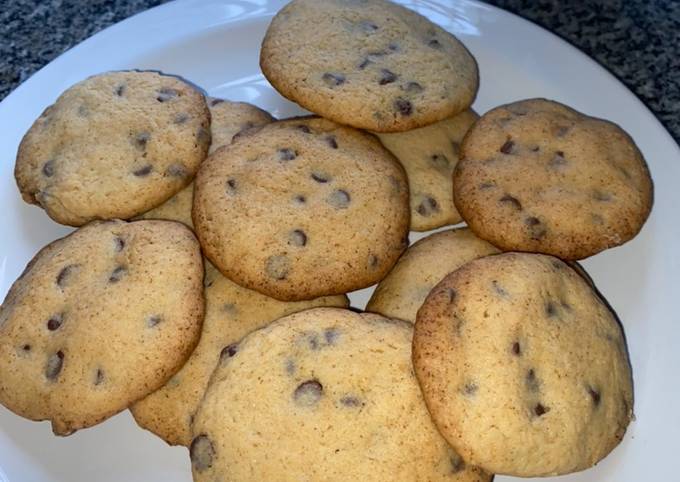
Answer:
xmin=139 ymin=98 xmax=274 ymax=227
xmin=366 ymin=228 xmax=498 ymax=323
xmin=190 ymin=307 xmax=490 ymax=482
xmin=0 ymin=220 xmax=204 ymax=435
xmin=376 ymin=110 xmax=478 ymax=230
xmin=413 ymin=252 xmax=634 ymax=476
xmin=131 ymin=263 xmax=347 ymax=446
xmin=192 ymin=117 xmax=410 ymax=301
xmin=260 ymin=0 xmax=478 ymax=132
xmin=15 ymin=70 xmax=211 ymax=226
xmin=453 ymin=98 xmax=653 ymax=259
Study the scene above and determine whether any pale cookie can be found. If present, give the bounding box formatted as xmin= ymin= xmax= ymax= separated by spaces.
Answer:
xmin=139 ymin=98 xmax=274 ymax=227
xmin=192 ymin=117 xmax=410 ymax=301
xmin=454 ymin=98 xmax=653 ymax=259
xmin=366 ymin=228 xmax=498 ymax=322
xmin=15 ymin=70 xmax=211 ymax=226
xmin=131 ymin=263 xmax=348 ymax=446
xmin=0 ymin=220 xmax=204 ymax=435
xmin=190 ymin=307 xmax=490 ymax=482
xmin=413 ymin=253 xmax=633 ymax=477
xmin=376 ymin=110 xmax=477 ymax=230
xmin=260 ymin=0 xmax=478 ymax=132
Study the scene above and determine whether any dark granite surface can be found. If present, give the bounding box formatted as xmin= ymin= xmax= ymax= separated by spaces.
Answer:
xmin=0 ymin=0 xmax=678 ymax=142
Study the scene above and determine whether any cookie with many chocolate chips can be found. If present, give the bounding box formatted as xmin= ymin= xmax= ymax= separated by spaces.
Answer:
xmin=413 ymin=253 xmax=634 ymax=477
xmin=260 ymin=0 xmax=478 ymax=132
xmin=139 ymin=98 xmax=274 ymax=227
xmin=131 ymin=263 xmax=347 ymax=446
xmin=376 ymin=110 xmax=477 ymax=230
xmin=15 ymin=71 xmax=211 ymax=226
xmin=190 ymin=307 xmax=490 ymax=482
xmin=366 ymin=228 xmax=498 ymax=323
xmin=192 ymin=117 xmax=409 ymax=301
xmin=453 ymin=98 xmax=653 ymax=259
xmin=0 ymin=220 xmax=204 ymax=435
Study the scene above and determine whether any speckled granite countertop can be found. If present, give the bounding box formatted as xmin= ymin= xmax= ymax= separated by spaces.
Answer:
xmin=1 ymin=0 xmax=678 ymax=142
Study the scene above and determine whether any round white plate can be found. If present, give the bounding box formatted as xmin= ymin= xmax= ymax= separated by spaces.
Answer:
xmin=0 ymin=1 xmax=677 ymax=481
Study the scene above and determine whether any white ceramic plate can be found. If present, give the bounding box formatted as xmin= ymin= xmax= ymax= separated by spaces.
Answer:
xmin=0 ymin=1 xmax=677 ymax=481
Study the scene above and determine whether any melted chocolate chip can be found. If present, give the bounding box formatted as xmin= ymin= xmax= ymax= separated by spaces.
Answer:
xmin=549 ymin=151 xmax=567 ymax=167
xmin=22 ymin=344 xmax=31 ymax=352
xmin=430 ymin=154 xmax=449 ymax=170
xmin=357 ymin=20 xmax=379 ymax=33
xmin=462 ymin=382 xmax=478 ymax=396
xmin=322 ymin=72 xmax=345 ymax=87
xmin=157 ymin=87 xmax=179 ymax=102
xmin=500 ymin=139 xmax=515 ymax=154
xmin=114 ymin=236 xmax=125 ymax=252
xmin=492 ymin=280 xmax=508 ymax=297
xmin=525 ymin=216 xmax=547 ymax=240
xmin=588 ymin=386 xmax=601 ymax=406
xmin=265 ymin=255 xmax=289 ymax=280
xmin=446 ymin=288 xmax=456 ymax=303
xmin=174 ymin=113 xmax=189 ymax=124
xmin=294 ymin=195 xmax=306 ymax=204
xmin=311 ymin=172 xmax=330 ymax=183
xmin=56 ymin=265 xmax=75 ymax=287
xmin=45 ymin=351 xmax=64 ymax=381
xmin=428 ymin=38 xmax=442 ymax=49
xmin=147 ymin=315 xmax=162 ymax=328
xmin=47 ymin=313 xmax=63 ymax=331
xmin=534 ymin=403 xmax=549 ymax=417
xmin=499 ymin=194 xmax=522 ymax=210
xmin=115 ymin=85 xmax=126 ymax=96
xmin=108 ymin=266 xmax=127 ymax=283
xmin=416 ymin=197 xmax=439 ymax=216
xmin=394 ymin=98 xmax=413 ymax=116
xmin=94 ymin=368 xmax=105 ymax=386
xmin=289 ymin=229 xmax=307 ymax=247
xmin=42 ymin=160 xmax=55 ymax=177
xmin=479 ymin=181 xmax=495 ymax=190
xmin=296 ymin=124 xmax=311 ymax=133
xmin=340 ymin=395 xmax=362 ymax=407
xmin=324 ymin=328 xmax=339 ymax=345
xmin=526 ymin=369 xmax=540 ymax=393
xmin=326 ymin=136 xmax=338 ymax=149
xmin=555 ymin=126 xmax=570 ymax=137
xmin=327 ymin=189 xmax=351 ymax=209
xmin=512 ymin=342 xmax=521 ymax=355
xmin=134 ymin=132 xmax=150 ymax=150
xmin=450 ymin=453 xmax=466 ymax=474
xmin=294 ymin=379 xmax=323 ymax=407
xmin=368 ymin=254 xmax=379 ymax=269
xmin=166 ymin=164 xmax=187 ymax=178
xmin=546 ymin=301 xmax=558 ymax=318
xmin=379 ymin=69 xmax=397 ymax=85
xmin=220 ymin=343 xmax=239 ymax=360
xmin=278 ymin=148 xmax=297 ymax=161
xmin=133 ymin=165 xmax=153 ymax=177
xmin=190 ymin=435 xmax=215 ymax=472
xmin=226 ymin=178 xmax=237 ymax=194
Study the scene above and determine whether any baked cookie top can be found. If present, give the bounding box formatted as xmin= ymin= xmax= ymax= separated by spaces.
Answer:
xmin=0 ymin=220 xmax=204 ymax=435
xmin=15 ymin=70 xmax=211 ymax=226
xmin=138 ymin=98 xmax=274 ymax=228
xmin=454 ymin=98 xmax=653 ymax=259
xmin=413 ymin=252 xmax=634 ymax=476
xmin=366 ymin=228 xmax=498 ymax=323
xmin=376 ymin=110 xmax=477 ymax=230
xmin=131 ymin=263 xmax=348 ymax=446
xmin=192 ymin=117 xmax=409 ymax=301
xmin=190 ymin=307 xmax=490 ymax=482
xmin=260 ymin=0 xmax=478 ymax=132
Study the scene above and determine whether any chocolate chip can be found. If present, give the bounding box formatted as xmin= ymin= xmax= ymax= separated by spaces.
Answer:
xmin=525 ymin=216 xmax=547 ymax=240
xmin=56 ymin=265 xmax=75 ymax=287
xmin=326 ymin=136 xmax=338 ymax=149
xmin=587 ymin=386 xmax=601 ymax=406
xmin=357 ymin=20 xmax=379 ymax=33
xmin=296 ymin=124 xmax=311 ymax=133
xmin=133 ymin=132 xmax=150 ymax=150
xmin=115 ymin=85 xmax=126 ymax=96
xmin=285 ymin=359 xmax=296 ymax=375
xmin=526 ymin=369 xmax=539 ymax=393
xmin=220 ymin=343 xmax=239 ymax=360
xmin=114 ymin=236 xmax=125 ymax=252
xmin=379 ymin=69 xmax=397 ymax=85
xmin=174 ymin=113 xmax=189 ymax=124
xmin=449 ymin=452 xmax=466 ymax=474
xmin=340 ymin=395 xmax=362 ymax=407
xmin=157 ymin=87 xmax=179 ymax=102
xmin=222 ymin=303 xmax=238 ymax=317
xmin=416 ymin=197 xmax=439 ymax=216
xmin=307 ymin=333 xmax=320 ymax=350
xmin=358 ymin=58 xmax=372 ymax=69
xmin=500 ymin=139 xmax=515 ymax=154
xmin=166 ymin=164 xmax=187 ymax=177
xmin=109 ymin=266 xmax=127 ymax=283
xmin=368 ymin=254 xmax=379 ymax=269
xmin=446 ymin=288 xmax=456 ymax=303
xmin=77 ymin=105 xmax=89 ymax=117
xmin=512 ymin=342 xmax=521 ymax=355
xmin=278 ymin=148 xmax=297 ymax=161
xmin=549 ymin=151 xmax=567 ymax=167
xmin=42 ymin=160 xmax=55 ymax=177
xmin=462 ymin=382 xmax=478 ymax=396
xmin=210 ymin=98 xmax=224 ymax=107
xmin=265 ymin=255 xmax=289 ymax=280
xmin=22 ymin=344 xmax=31 ymax=352
xmin=322 ymin=73 xmax=345 ymax=87
xmin=94 ymin=368 xmax=105 ymax=386
xmin=555 ymin=126 xmax=570 ymax=137
xmin=226 ymin=178 xmax=237 ymax=194
xmin=293 ymin=379 xmax=323 ymax=407
xmin=311 ymin=172 xmax=330 ymax=183
xmin=133 ymin=165 xmax=153 ymax=177
xmin=546 ymin=301 xmax=558 ymax=318
xmin=593 ymin=190 xmax=612 ymax=201
xmin=294 ymin=194 xmax=306 ymax=204
xmin=190 ymin=435 xmax=215 ymax=472
xmin=394 ymin=98 xmax=412 ymax=116
xmin=47 ymin=313 xmax=63 ymax=331
xmin=45 ymin=351 xmax=64 ymax=381
xmin=534 ymin=403 xmax=549 ymax=417
xmin=404 ymin=81 xmax=423 ymax=93
xmin=430 ymin=153 xmax=449 ymax=170
xmin=479 ymin=181 xmax=495 ymax=190
xmin=499 ymin=194 xmax=522 ymax=210
xmin=289 ymin=229 xmax=307 ymax=247
xmin=324 ymin=328 xmax=339 ymax=345
xmin=428 ymin=38 xmax=442 ymax=49
xmin=530 ymin=145 xmax=540 ymax=152
xmin=147 ymin=315 xmax=162 ymax=328
xmin=327 ymin=189 xmax=350 ymax=209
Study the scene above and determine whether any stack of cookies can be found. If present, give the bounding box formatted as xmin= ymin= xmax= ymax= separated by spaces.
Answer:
xmin=0 ymin=0 xmax=653 ymax=480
